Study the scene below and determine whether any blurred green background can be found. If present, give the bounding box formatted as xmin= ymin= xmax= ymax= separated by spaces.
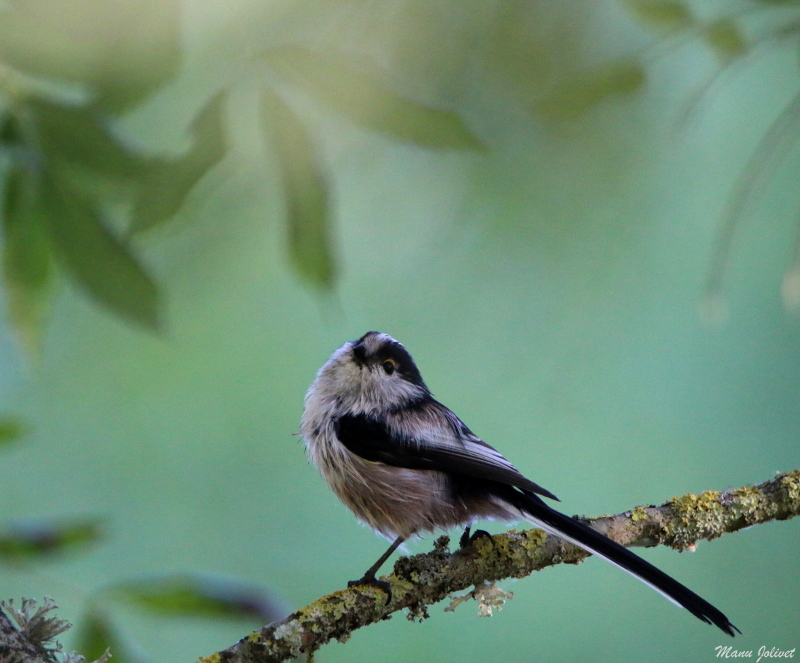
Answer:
xmin=1 ymin=1 xmax=799 ymax=661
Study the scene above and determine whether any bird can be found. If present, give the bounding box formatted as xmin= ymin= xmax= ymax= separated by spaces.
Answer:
xmin=299 ymin=331 xmax=739 ymax=636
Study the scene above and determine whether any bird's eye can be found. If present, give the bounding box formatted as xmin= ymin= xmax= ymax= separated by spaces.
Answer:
xmin=382 ymin=359 xmax=396 ymax=375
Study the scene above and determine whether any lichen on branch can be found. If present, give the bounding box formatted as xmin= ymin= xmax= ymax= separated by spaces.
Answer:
xmin=0 ymin=597 xmax=110 ymax=663
xmin=197 ymin=470 xmax=800 ymax=663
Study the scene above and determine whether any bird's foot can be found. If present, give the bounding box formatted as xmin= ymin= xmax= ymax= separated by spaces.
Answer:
xmin=459 ymin=526 xmax=495 ymax=549
xmin=347 ymin=574 xmax=392 ymax=603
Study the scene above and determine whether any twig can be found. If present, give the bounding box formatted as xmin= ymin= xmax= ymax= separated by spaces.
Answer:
xmin=198 ymin=470 xmax=800 ymax=663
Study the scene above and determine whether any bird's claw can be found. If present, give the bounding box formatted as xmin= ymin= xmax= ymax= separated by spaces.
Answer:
xmin=459 ymin=526 xmax=495 ymax=549
xmin=347 ymin=575 xmax=392 ymax=603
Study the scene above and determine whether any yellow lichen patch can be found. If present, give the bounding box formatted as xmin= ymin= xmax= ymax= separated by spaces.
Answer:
xmin=665 ymin=490 xmax=727 ymax=548
xmin=670 ymin=491 xmax=722 ymax=520
xmin=389 ymin=578 xmax=416 ymax=595
xmin=196 ymin=654 xmax=221 ymax=663
xmin=724 ymin=484 xmax=762 ymax=519
xmin=779 ymin=471 xmax=800 ymax=506
xmin=630 ymin=506 xmax=649 ymax=522
xmin=521 ymin=529 xmax=547 ymax=551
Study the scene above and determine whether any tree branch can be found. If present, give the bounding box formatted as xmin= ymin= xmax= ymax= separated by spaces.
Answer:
xmin=197 ymin=470 xmax=800 ymax=663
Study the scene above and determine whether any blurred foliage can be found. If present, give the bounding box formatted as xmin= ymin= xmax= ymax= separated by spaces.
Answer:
xmin=68 ymin=575 xmax=284 ymax=661
xmin=618 ymin=0 xmax=800 ymax=314
xmin=625 ymin=0 xmax=694 ymax=31
xmin=703 ymin=18 xmax=749 ymax=62
xmin=76 ymin=610 xmax=140 ymax=663
xmin=0 ymin=82 xmax=229 ymax=344
xmin=41 ymin=171 xmax=160 ymax=332
xmin=0 ymin=0 xmax=797 ymax=347
xmin=263 ymin=46 xmax=485 ymax=149
xmin=3 ymin=572 xmax=282 ymax=660
xmin=0 ymin=518 xmax=103 ymax=561
xmin=260 ymin=87 xmax=336 ymax=287
xmin=1 ymin=152 xmax=56 ymax=354
xmin=0 ymin=5 xmax=488 ymax=351
xmin=0 ymin=0 xmax=181 ymax=113
xmin=536 ymin=60 xmax=647 ymax=119
xmin=128 ymin=93 xmax=228 ymax=235
xmin=706 ymin=90 xmax=800 ymax=319
xmin=112 ymin=575 xmax=285 ymax=623
xmin=0 ymin=416 xmax=25 ymax=447
xmin=1 ymin=1 xmax=800 ymax=661
xmin=1 ymin=0 xmax=793 ymax=349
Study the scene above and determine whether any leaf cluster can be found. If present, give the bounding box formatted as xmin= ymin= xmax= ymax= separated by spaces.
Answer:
xmin=0 ymin=77 xmax=227 ymax=348
xmin=0 ymin=1 xmax=486 ymax=353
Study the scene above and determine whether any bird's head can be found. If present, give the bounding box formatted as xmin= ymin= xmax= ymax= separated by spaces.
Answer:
xmin=309 ymin=331 xmax=429 ymax=415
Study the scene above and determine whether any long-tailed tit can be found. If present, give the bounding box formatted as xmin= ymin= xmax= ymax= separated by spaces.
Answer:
xmin=300 ymin=331 xmax=738 ymax=636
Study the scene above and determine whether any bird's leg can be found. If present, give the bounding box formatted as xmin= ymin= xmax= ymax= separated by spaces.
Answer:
xmin=459 ymin=525 xmax=494 ymax=549
xmin=348 ymin=535 xmax=405 ymax=602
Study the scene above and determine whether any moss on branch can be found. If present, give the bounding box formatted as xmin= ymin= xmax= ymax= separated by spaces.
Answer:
xmin=198 ymin=470 xmax=800 ymax=663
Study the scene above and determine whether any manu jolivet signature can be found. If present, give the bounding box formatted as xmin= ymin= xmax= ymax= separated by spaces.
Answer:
xmin=715 ymin=646 xmax=796 ymax=661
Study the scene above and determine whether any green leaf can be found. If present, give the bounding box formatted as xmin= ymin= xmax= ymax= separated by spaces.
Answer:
xmin=703 ymin=19 xmax=748 ymax=62
xmin=75 ymin=611 xmax=132 ymax=663
xmin=30 ymin=99 xmax=150 ymax=179
xmin=263 ymin=46 xmax=484 ymax=150
xmin=625 ymin=0 xmax=693 ymax=31
xmin=112 ymin=576 xmax=284 ymax=622
xmin=261 ymin=88 xmax=336 ymax=287
xmin=40 ymin=173 xmax=160 ymax=330
xmin=0 ymin=417 xmax=25 ymax=447
xmin=1 ymin=166 xmax=54 ymax=354
xmin=130 ymin=92 xmax=228 ymax=234
xmin=0 ymin=518 xmax=103 ymax=561
xmin=536 ymin=60 xmax=646 ymax=119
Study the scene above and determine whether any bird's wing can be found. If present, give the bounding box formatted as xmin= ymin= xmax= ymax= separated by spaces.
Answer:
xmin=334 ymin=400 xmax=559 ymax=501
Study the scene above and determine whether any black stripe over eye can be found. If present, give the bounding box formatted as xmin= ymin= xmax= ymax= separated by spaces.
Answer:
xmin=352 ymin=344 xmax=367 ymax=365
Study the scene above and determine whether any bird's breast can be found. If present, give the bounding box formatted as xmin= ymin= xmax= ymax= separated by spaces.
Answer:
xmin=306 ymin=426 xmax=470 ymax=538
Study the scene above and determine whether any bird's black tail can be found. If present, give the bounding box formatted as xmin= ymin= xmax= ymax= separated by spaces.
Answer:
xmin=511 ymin=491 xmax=739 ymax=636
